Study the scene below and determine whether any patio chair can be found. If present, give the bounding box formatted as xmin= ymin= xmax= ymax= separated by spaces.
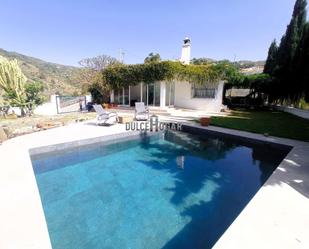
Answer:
xmin=93 ymin=104 xmax=118 ymax=125
xmin=135 ymin=102 xmax=149 ymax=120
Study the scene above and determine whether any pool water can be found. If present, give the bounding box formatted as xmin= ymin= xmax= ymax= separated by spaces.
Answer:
xmin=31 ymin=131 xmax=289 ymax=249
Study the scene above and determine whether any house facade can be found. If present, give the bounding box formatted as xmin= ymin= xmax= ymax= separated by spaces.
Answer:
xmin=110 ymin=38 xmax=224 ymax=112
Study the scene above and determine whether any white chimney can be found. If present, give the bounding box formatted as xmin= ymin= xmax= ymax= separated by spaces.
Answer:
xmin=180 ymin=37 xmax=191 ymax=65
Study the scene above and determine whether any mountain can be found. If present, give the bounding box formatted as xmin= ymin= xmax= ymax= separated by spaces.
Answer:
xmin=191 ymin=57 xmax=265 ymax=74
xmin=0 ymin=48 xmax=83 ymax=97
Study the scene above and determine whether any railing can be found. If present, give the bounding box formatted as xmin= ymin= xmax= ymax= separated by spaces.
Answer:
xmin=56 ymin=96 xmax=86 ymax=114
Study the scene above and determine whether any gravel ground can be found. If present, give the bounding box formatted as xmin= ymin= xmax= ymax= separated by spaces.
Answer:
xmin=0 ymin=112 xmax=97 ymax=139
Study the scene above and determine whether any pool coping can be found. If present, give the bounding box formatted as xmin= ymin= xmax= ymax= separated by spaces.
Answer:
xmin=0 ymin=122 xmax=308 ymax=248
xmin=29 ymin=131 xmax=154 ymax=156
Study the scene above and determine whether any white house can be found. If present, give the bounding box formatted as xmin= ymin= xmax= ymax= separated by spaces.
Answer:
xmin=110 ymin=37 xmax=225 ymax=112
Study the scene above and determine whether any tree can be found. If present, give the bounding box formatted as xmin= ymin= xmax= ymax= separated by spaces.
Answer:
xmin=293 ymin=23 xmax=309 ymax=102
xmin=264 ymin=0 xmax=308 ymax=103
xmin=264 ymin=40 xmax=278 ymax=75
xmin=0 ymin=56 xmax=45 ymax=116
xmin=191 ymin=58 xmax=214 ymax=65
xmin=277 ymin=0 xmax=307 ymax=67
xmin=303 ymin=27 xmax=309 ymax=102
xmin=88 ymin=82 xmax=106 ymax=103
xmin=0 ymin=56 xmax=27 ymax=115
xmin=287 ymin=0 xmax=307 ymax=103
xmin=278 ymin=0 xmax=307 ymax=100
xmin=144 ymin=53 xmax=161 ymax=63
xmin=78 ymin=55 xmax=119 ymax=71
xmin=25 ymin=81 xmax=45 ymax=114
xmin=77 ymin=55 xmax=119 ymax=98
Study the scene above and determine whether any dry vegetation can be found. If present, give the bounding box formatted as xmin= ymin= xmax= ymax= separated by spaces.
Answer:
xmin=0 ymin=112 xmax=96 ymax=138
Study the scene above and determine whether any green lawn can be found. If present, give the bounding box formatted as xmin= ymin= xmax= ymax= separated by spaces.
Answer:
xmin=209 ymin=110 xmax=309 ymax=142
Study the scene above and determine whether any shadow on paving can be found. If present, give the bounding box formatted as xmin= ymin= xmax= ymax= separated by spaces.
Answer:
xmin=263 ymin=144 xmax=309 ymax=198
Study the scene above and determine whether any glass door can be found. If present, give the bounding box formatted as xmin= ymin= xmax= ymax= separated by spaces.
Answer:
xmin=142 ymin=84 xmax=147 ymax=105
xmin=143 ymin=83 xmax=157 ymax=106
xmin=148 ymin=83 xmax=155 ymax=106
xmin=114 ymin=89 xmax=120 ymax=104
xmin=165 ymin=82 xmax=175 ymax=107
xmin=154 ymin=82 xmax=161 ymax=106
xmin=124 ymin=87 xmax=129 ymax=105
xmin=113 ymin=87 xmax=130 ymax=105
xmin=141 ymin=82 xmax=162 ymax=107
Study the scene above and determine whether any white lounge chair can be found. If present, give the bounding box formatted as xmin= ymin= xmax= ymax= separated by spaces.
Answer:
xmin=93 ymin=104 xmax=118 ymax=125
xmin=135 ymin=102 xmax=149 ymax=120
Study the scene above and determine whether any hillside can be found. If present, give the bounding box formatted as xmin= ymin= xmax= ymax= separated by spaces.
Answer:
xmin=191 ymin=57 xmax=265 ymax=75
xmin=237 ymin=60 xmax=265 ymax=75
xmin=0 ymin=48 xmax=82 ymax=97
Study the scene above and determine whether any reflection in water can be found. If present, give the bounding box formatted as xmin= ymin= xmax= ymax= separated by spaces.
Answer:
xmin=32 ymin=130 xmax=290 ymax=249
xmin=138 ymin=130 xmax=290 ymax=248
xmin=176 ymin=156 xmax=185 ymax=169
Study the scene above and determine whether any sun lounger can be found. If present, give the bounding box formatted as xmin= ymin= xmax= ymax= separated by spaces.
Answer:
xmin=134 ymin=102 xmax=149 ymax=120
xmin=93 ymin=104 xmax=118 ymax=125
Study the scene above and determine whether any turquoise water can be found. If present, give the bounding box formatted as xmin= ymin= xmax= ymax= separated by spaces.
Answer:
xmin=31 ymin=131 xmax=289 ymax=249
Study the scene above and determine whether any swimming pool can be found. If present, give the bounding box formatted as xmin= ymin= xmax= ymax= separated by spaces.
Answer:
xmin=31 ymin=130 xmax=290 ymax=249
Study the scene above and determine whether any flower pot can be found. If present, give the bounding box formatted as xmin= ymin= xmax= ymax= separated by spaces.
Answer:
xmin=200 ymin=117 xmax=211 ymax=126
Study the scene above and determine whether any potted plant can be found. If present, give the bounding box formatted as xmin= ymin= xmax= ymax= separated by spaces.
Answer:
xmin=200 ymin=117 xmax=211 ymax=126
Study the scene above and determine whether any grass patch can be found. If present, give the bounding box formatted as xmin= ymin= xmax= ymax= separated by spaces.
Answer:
xmin=209 ymin=110 xmax=309 ymax=142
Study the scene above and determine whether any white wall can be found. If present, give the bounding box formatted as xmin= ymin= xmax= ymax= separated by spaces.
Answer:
xmin=174 ymin=81 xmax=224 ymax=112
xmin=180 ymin=44 xmax=191 ymax=65
xmin=6 ymin=99 xmax=56 ymax=116
xmin=275 ymin=105 xmax=309 ymax=120
xmin=85 ymin=95 xmax=92 ymax=103
xmin=34 ymin=95 xmax=58 ymax=115
xmin=10 ymin=107 xmax=22 ymax=116
xmin=34 ymin=94 xmax=92 ymax=115
xmin=160 ymin=81 xmax=166 ymax=108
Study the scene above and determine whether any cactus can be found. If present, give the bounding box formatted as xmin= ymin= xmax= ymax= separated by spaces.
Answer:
xmin=0 ymin=56 xmax=27 ymax=115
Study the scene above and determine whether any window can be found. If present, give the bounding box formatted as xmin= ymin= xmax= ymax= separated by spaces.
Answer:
xmin=192 ymin=84 xmax=216 ymax=99
xmin=113 ymin=87 xmax=130 ymax=105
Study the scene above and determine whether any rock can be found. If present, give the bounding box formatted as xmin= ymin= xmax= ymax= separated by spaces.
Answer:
xmin=2 ymin=126 xmax=12 ymax=138
xmin=6 ymin=114 xmax=17 ymax=119
xmin=12 ymin=126 xmax=34 ymax=136
xmin=36 ymin=121 xmax=63 ymax=130
xmin=75 ymin=118 xmax=86 ymax=123
xmin=0 ymin=127 xmax=8 ymax=142
xmin=36 ymin=123 xmax=43 ymax=129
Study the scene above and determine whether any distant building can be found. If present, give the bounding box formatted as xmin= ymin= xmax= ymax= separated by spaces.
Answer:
xmin=240 ymin=66 xmax=264 ymax=75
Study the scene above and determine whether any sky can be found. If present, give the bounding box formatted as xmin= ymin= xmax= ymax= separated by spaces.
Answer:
xmin=0 ymin=0 xmax=299 ymax=66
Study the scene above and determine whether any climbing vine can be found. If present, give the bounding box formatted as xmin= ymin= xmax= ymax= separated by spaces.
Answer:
xmin=99 ymin=61 xmax=238 ymax=90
